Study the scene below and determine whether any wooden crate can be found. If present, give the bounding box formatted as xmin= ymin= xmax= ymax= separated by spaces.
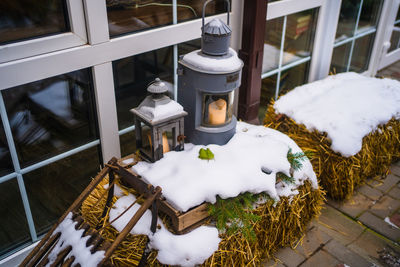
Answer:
xmin=116 ymin=156 xmax=210 ymax=234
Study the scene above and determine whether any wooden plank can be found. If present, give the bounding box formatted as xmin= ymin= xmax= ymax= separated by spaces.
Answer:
xmin=177 ymin=203 xmax=209 ymax=232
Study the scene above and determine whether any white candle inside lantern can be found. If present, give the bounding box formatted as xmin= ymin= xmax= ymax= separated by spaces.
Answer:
xmin=208 ymin=98 xmax=227 ymax=125
xmin=148 ymin=132 xmax=170 ymax=153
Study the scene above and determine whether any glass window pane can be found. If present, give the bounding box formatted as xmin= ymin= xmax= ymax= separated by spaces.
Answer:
xmin=278 ymin=62 xmax=310 ymax=97
xmin=0 ymin=117 xmax=13 ymax=177
xmin=2 ymin=69 xmax=99 ymax=168
xmin=0 ymin=179 xmax=31 ymax=256
xmin=259 ymin=75 xmax=277 ymax=123
xmin=283 ymin=9 xmax=318 ymax=66
xmin=178 ymin=38 xmax=201 ymax=56
xmin=336 ymin=0 xmax=361 ymax=41
xmin=24 ymin=146 xmax=101 ymax=235
xmin=177 ymin=0 xmax=226 ymax=23
xmin=107 ymin=0 xmax=173 ymax=37
xmin=263 ymin=17 xmax=284 ymax=73
xmin=350 ymin=33 xmax=375 ymax=72
xmin=356 ymin=0 xmax=382 ymax=34
xmin=113 ymin=47 xmax=174 ymax=130
xmin=389 ymin=23 xmax=400 ymax=53
xmin=330 ymin=42 xmax=352 ymax=74
xmin=0 ymin=0 xmax=69 ymax=44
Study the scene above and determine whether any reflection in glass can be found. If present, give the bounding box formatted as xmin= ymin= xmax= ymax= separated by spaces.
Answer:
xmin=24 ymin=146 xmax=101 ymax=236
xmin=330 ymin=43 xmax=352 ymax=74
xmin=2 ymin=69 xmax=99 ymax=168
xmin=178 ymin=39 xmax=201 ymax=56
xmin=202 ymin=92 xmax=234 ymax=127
xmin=278 ymin=62 xmax=310 ymax=97
xmin=0 ymin=179 xmax=31 ymax=256
xmin=335 ymin=0 xmax=360 ymax=41
xmin=283 ymin=9 xmax=318 ymax=65
xmin=113 ymin=47 xmax=174 ymax=130
xmin=0 ymin=0 xmax=69 ymax=44
xmin=177 ymin=0 xmax=226 ymax=23
xmin=263 ymin=17 xmax=284 ymax=73
xmin=0 ymin=118 xmax=13 ymax=177
xmin=350 ymin=34 xmax=375 ymax=72
xmin=107 ymin=0 xmax=225 ymax=37
xmin=259 ymin=75 xmax=277 ymax=123
xmin=389 ymin=23 xmax=400 ymax=52
xmin=357 ymin=0 xmax=382 ymax=34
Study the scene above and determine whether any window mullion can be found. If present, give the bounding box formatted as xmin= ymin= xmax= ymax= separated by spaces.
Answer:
xmin=82 ymin=0 xmax=110 ymax=45
xmin=92 ymin=63 xmax=121 ymax=162
xmin=0 ymin=94 xmax=37 ymax=242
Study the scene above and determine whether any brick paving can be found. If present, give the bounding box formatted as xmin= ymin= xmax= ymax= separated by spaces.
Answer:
xmin=263 ymin=161 xmax=400 ymax=267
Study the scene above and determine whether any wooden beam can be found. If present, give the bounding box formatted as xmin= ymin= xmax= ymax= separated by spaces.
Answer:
xmin=238 ymin=0 xmax=268 ymax=124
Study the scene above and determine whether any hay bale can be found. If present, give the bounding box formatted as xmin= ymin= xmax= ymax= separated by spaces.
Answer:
xmin=81 ymin=175 xmax=324 ymax=266
xmin=264 ymin=102 xmax=400 ymax=200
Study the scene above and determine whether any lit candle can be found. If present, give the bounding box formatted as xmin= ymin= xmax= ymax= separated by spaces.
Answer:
xmin=147 ymin=132 xmax=170 ymax=153
xmin=208 ymin=98 xmax=227 ymax=125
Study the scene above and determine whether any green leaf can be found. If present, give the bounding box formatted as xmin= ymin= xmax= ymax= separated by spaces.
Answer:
xmin=198 ymin=148 xmax=215 ymax=160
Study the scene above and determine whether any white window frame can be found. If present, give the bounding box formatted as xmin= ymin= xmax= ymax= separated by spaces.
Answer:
xmin=262 ymin=0 xmax=340 ymax=100
xmin=0 ymin=0 xmax=87 ymax=63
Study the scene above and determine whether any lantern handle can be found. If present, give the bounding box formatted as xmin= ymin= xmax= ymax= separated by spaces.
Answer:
xmin=202 ymin=0 xmax=230 ymax=35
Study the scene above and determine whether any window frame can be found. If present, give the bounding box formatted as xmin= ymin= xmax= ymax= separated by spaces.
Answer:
xmin=0 ymin=0 xmax=87 ymax=63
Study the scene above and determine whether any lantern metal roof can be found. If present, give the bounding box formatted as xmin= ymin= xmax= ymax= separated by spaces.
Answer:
xmin=203 ymin=18 xmax=231 ymax=36
xmin=147 ymin=78 xmax=169 ymax=94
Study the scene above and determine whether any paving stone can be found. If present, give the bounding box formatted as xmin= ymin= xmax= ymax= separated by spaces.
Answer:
xmin=299 ymin=250 xmax=339 ymax=267
xmin=295 ymin=226 xmax=332 ymax=257
xmin=358 ymin=212 xmax=400 ymax=242
xmin=370 ymin=195 xmax=400 ymax=219
xmin=348 ymin=229 xmax=400 ymax=260
xmin=372 ymin=174 xmax=400 ymax=193
xmin=357 ymin=184 xmax=383 ymax=201
xmin=388 ymin=186 xmax=400 ymax=200
xmin=317 ymin=205 xmax=365 ymax=245
xmin=274 ymin=246 xmax=305 ymax=267
xmin=262 ymin=258 xmax=286 ymax=267
xmin=392 ymin=164 xmax=400 ymax=177
xmin=324 ymin=239 xmax=373 ymax=267
xmin=335 ymin=193 xmax=374 ymax=218
xmin=390 ymin=213 xmax=400 ymax=228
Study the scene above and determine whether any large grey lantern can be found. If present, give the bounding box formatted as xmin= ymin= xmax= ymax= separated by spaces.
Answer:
xmin=131 ymin=78 xmax=187 ymax=162
xmin=178 ymin=0 xmax=243 ymax=145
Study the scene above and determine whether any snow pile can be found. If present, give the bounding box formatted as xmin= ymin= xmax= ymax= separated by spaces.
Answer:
xmin=47 ymin=213 xmax=104 ymax=267
xmin=109 ymin=194 xmax=220 ymax=266
xmin=137 ymin=96 xmax=184 ymax=121
xmin=132 ymin=122 xmax=317 ymax=212
xmin=182 ymin=48 xmax=243 ymax=73
xmin=274 ymin=72 xmax=400 ymax=157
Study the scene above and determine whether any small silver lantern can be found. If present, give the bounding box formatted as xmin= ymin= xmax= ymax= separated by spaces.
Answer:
xmin=178 ymin=0 xmax=243 ymax=145
xmin=131 ymin=78 xmax=187 ymax=162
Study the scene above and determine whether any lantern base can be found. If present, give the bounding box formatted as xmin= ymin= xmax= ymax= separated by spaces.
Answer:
xmin=188 ymin=116 xmax=237 ymax=146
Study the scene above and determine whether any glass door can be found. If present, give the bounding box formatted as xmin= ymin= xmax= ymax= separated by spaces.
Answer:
xmin=377 ymin=0 xmax=400 ymax=70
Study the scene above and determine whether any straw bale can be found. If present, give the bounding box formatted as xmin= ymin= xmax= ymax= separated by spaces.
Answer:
xmin=263 ymin=102 xmax=400 ymax=200
xmin=80 ymin=174 xmax=324 ymax=266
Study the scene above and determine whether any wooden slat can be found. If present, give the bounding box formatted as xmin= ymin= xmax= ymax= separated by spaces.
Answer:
xmin=29 ymin=232 xmax=61 ymax=267
xmin=20 ymin=158 xmax=116 ymax=267
xmin=60 ymin=256 xmax=75 ymax=267
xmin=177 ymin=203 xmax=209 ymax=232
xmin=99 ymin=186 xmax=162 ymax=266
xmin=49 ymin=246 xmax=72 ymax=267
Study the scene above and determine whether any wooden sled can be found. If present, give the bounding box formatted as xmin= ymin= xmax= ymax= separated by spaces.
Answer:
xmin=20 ymin=158 xmax=162 ymax=267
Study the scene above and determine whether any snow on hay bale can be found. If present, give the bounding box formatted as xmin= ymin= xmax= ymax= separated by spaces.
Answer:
xmin=263 ymin=72 xmax=400 ymax=200
xmin=80 ymin=123 xmax=324 ymax=266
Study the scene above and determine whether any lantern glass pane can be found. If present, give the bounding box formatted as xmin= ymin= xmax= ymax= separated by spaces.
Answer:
xmin=161 ymin=130 xmax=173 ymax=154
xmin=140 ymin=124 xmax=153 ymax=155
xmin=282 ymin=8 xmax=318 ymax=66
xmin=263 ymin=17 xmax=284 ymax=73
xmin=201 ymin=91 xmax=234 ymax=127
